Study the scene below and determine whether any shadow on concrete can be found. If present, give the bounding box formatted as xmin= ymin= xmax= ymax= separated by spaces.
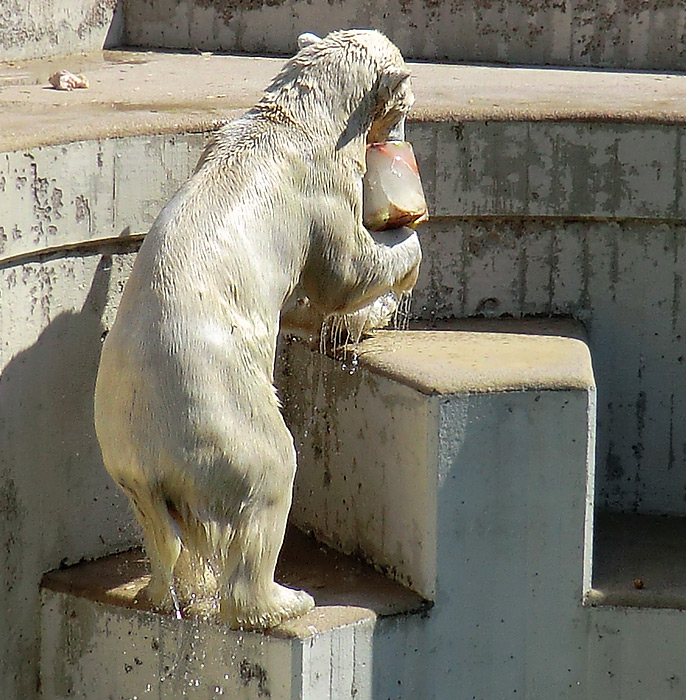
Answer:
xmin=0 ymin=254 xmax=137 ymax=698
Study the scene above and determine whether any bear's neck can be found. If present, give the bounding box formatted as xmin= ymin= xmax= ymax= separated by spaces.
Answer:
xmin=259 ymin=79 xmax=372 ymax=149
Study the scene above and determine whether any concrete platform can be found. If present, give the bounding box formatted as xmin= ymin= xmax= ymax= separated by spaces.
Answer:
xmin=591 ymin=512 xmax=686 ymax=610
xmin=41 ymin=525 xmax=427 ymax=639
xmin=40 ymin=526 xmax=427 ymax=700
xmin=277 ymin=319 xmax=597 ymax=698
xmin=3 ymin=49 xmax=686 ymax=152
xmin=358 ymin=318 xmax=594 ymax=395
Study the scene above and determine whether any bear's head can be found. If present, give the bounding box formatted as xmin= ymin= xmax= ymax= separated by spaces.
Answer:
xmin=260 ymin=29 xmax=414 ymax=149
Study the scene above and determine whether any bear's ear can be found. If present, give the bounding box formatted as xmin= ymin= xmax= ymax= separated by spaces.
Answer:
xmin=298 ymin=32 xmax=321 ymax=49
xmin=378 ymin=66 xmax=412 ymax=103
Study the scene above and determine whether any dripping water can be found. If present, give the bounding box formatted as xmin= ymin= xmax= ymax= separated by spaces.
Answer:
xmin=319 ymin=290 xmax=414 ymax=375
xmin=392 ymin=291 xmax=413 ymax=331
xmin=169 ymin=584 xmax=183 ymax=620
xmin=319 ymin=314 xmax=349 ymax=362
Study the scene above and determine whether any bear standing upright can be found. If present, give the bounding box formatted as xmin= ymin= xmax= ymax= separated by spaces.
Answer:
xmin=94 ymin=29 xmax=422 ymax=629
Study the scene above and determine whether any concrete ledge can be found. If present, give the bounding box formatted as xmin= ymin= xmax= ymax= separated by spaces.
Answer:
xmin=589 ymin=512 xmax=686 ymax=610
xmin=279 ymin=319 xmax=596 ymax=600
xmin=4 ymin=49 xmax=686 ymax=152
xmin=41 ymin=526 xmax=426 ymax=639
xmin=357 ymin=319 xmax=594 ymax=395
xmin=40 ymin=527 xmax=427 ymax=699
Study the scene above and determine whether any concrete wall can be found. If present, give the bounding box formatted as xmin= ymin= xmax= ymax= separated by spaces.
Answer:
xmin=2 ymin=112 xmax=685 ymax=694
xmin=0 ymin=133 xmax=205 ymax=699
xmin=0 ymin=0 xmax=124 ymax=62
xmin=123 ymin=0 xmax=686 ymax=71
xmin=279 ymin=340 xmax=440 ymax=599
xmin=4 ymin=0 xmax=686 ymax=70
xmin=0 ymin=252 xmax=137 ymax=698
xmin=407 ymin=120 xmax=686 ymax=515
xmin=414 ymin=216 xmax=686 ymax=515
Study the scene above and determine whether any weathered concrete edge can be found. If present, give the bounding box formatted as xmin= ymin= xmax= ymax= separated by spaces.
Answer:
xmin=357 ymin=362 xmax=597 ymax=397
xmin=367 ymin=372 xmax=596 ymax=398
xmin=0 ymin=233 xmax=146 ymax=269
xmin=7 ymin=109 xmax=686 ymax=155
xmin=585 ymin=589 xmax=686 ymax=611
xmin=9 ymin=217 xmax=686 ymax=272
xmin=354 ymin=327 xmax=596 ymax=397
xmin=410 ymin=109 xmax=686 ymax=128
xmin=39 ymin=585 xmax=380 ymax=642
xmin=40 ymin=574 xmax=427 ymax=643
xmin=0 ymin=115 xmax=232 ymax=154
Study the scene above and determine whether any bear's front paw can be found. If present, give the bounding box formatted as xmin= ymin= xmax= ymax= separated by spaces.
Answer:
xmin=338 ymin=291 xmax=398 ymax=342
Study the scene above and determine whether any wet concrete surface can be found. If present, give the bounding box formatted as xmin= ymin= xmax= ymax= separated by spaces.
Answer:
xmin=41 ymin=525 xmax=428 ymax=640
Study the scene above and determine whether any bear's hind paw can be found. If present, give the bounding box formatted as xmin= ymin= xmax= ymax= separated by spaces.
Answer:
xmin=222 ymin=584 xmax=315 ymax=631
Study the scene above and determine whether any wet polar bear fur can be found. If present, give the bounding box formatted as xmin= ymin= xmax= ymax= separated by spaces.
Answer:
xmin=94 ymin=29 xmax=421 ymax=630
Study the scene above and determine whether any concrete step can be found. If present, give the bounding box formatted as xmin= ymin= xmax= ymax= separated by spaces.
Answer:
xmin=585 ymin=512 xmax=686 ymax=698
xmin=278 ymin=318 xmax=598 ymax=697
xmin=280 ymin=323 xmax=686 ymax=698
xmin=591 ymin=511 xmax=686 ymax=610
xmin=40 ymin=526 xmax=427 ymax=700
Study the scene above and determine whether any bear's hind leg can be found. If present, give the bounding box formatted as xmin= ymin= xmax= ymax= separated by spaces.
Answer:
xmin=214 ymin=415 xmax=314 ymax=630
xmin=127 ymin=489 xmax=183 ymax=612
xmin=218 ymin=492 xmax=315 ymax=630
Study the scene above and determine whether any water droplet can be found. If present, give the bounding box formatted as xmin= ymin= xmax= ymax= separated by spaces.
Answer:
xmin=169 ymin=584 xmax=183 ymax=619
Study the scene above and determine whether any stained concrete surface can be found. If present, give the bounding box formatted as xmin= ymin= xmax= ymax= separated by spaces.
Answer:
xmin=0 ymin=0 xmax=123 ymax=62
xmin=3 ymin=50 xmax=686 ymax=152
xmin=122 ymin=0 xmax=686 ymax=72
xmin=41 ymin=525 xmax=427 ymax=640
xmin=357 ymin=319 xmax=594 ymax=395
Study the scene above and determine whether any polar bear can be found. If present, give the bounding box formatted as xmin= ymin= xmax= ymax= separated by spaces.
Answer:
xmin=94 ymin=29 xmax=421 ymax=630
